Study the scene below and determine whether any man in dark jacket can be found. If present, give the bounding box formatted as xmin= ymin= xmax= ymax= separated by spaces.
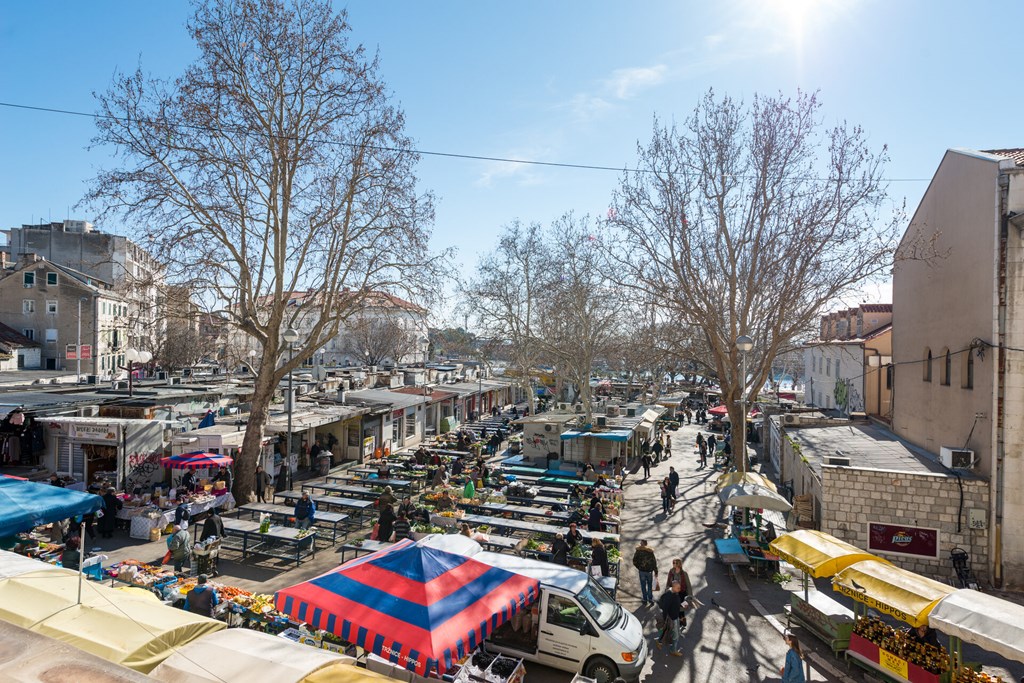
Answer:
xmin=668 ymin=467 xmax=680 ymax=501
xmin=294 ymin=492 xmax=316 ymax=530
xmin=184 ymin=574 xmax=219 ymax=617
xmin=200 ymin=508 xmax=224 ymax=542
xmin=99 ymin=488 xmax=122 ymax=538
xmin=550 ymin=533 xmax=570 ymax=565
xmin=657 ymin=582 xmax=686 ymax=655
xmin=632 ymin=540 xmax=659 ymax=605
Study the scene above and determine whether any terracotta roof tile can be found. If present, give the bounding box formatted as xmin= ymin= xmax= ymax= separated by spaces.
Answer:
xmin=983 ymin=148 xmax=1024 ymax=167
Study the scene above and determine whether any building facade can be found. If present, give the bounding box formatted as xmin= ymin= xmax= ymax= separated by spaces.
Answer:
xmin=892 ymin=147 xmax=1024 ymax=588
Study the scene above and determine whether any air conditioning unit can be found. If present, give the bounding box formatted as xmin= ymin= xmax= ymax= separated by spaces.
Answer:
xmin=597 ymin=416 xmax=607 ymax=427
xmin=606 ymin=406 xmax=620 ymax=417
xmin=574 ymin=404 xmax=583 ymax=413
xmin=626 ymin=407 xmax=637 ymax=417
xmin=556 ymin=402 xmax=570 ymax=411
xmin=941 ymin=447 xmax=975 ymax=469
xmin=782 ymin=414 xmax=799 ymax=426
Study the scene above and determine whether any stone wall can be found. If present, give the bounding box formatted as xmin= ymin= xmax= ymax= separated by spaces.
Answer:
xmin=820 ymin=465 xmax=990 ymax=584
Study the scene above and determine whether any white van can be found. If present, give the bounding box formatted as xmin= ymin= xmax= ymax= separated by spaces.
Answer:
xmin=421 ymin=536 xmax=646 ymax=683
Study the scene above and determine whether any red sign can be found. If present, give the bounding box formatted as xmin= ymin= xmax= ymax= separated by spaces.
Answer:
xmin=65 ymin=344 xmax=93 ymax=360
xmin=80 ymin=344 xmax=92 ymax=359
xmin=868 ymin=522 xmax=939 ymax=558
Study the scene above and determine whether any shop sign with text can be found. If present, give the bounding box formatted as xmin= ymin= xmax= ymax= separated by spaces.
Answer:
xmin=868 ymin=522 xmax=939 ymax=558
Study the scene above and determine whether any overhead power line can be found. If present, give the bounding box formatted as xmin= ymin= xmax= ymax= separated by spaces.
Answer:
xmin=0 ymin=100 xmax=934 ymax=183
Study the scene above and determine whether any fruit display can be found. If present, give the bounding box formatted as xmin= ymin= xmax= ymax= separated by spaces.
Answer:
xmin=853 ymin=617 xmax=950 ymax=675
xmin=954 ymin=667 xmax=1005 ymax=682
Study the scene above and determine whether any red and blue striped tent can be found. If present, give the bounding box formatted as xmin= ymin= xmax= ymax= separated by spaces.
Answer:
xmin=274 ymin=539 xmax=539 ymax=676
xmin=159 ymin=452 xmax=233 ymax=470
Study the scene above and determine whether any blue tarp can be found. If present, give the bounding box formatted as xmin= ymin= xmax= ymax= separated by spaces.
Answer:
xmin=0 ymin=477 xmax=104 ymax=538
xmin=560 ymin=429 xmax=632 ymax=442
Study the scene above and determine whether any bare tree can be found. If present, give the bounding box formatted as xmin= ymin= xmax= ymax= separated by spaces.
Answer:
xmin=342 ymin=307 xmax=421 ymax=366
xmin=85 ymin=0 xmax=445 ymax=500
xmin=607 ymin=90 xmax=900 ymax=469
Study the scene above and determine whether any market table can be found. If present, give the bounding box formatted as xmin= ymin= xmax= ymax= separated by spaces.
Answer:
xmin=117 ymin=493 xmax=236 ymax=540
xmin=455 ymin=513 xmax=619 ymax=546
xmin=500 ymin=465 xmax=551 ymax=477
xmin=325 ymin=475 xmax=413 ymax=493
xmin=235 ymin=503 xmax=350 ymax=545
xmin=274 ymin=490 xmax=374 ymax=525
xmin=337 ymin=539 xmax=393 ymax=563
xmin=505 ymin=494 xmax=569 ymax=508
xmin=458 ymin=501 xmax=570 ymax=523
xmin=715 ymin=537 xmax=751 ymax=577
xmin=219 ymin=518 xmax=316 ymax=567
xmin=301 ymin=482 xmax=382 ymax=501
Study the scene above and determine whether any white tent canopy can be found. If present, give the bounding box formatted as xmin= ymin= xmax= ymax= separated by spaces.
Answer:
xmin=928 ymin=589 xmax=1024 ymax=665
xmin=150 ymin=628 xmax=354 ymax=683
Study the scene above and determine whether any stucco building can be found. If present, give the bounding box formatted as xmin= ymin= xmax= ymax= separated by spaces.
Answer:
xmin=892 ymin=147 xmax=1024 ymax=588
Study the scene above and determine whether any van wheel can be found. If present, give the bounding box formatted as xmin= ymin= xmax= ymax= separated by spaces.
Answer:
xmin=583 ymin=656 xmax=618 ymax=683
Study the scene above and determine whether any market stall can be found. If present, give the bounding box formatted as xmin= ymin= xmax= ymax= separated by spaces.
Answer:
xmin=149 ymin=627 xmax=356 ymax=683
xmin=0 ymin=475 xmax=103 ymax=537
xmin=117 ymin=489 xmax=235 ymax=540
xmin=769 ymin=530 xmax=883 ymax=654
xmin=275 ymin=537 xmax=539 ymax=677
xmin=715 ymin=470 xmax=778 ymax=492
xmin=928 ymin=589 xmax=1024 ymax=681
xmin=0 ymin=567 xmax=225 ymax=672
xmin=833 ymin=559 xmax=957 ymax=682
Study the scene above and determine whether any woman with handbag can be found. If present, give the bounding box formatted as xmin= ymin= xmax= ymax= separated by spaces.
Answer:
xmin=590 ymin=538 xmax=610 ymax=577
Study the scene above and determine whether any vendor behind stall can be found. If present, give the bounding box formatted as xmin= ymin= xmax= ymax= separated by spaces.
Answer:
xmin=61 ymin=535 xmax=81 ymax=570
xmin=184 ymin=574 xmax=219 ymax=617
xmin=907 ymin=623 xmax=941 ymax=649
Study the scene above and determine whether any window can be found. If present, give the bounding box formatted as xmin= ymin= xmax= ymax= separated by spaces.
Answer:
xmin=405 ymin=413 xmax=417 ymax=439
xmin=923 ymin=348 xmax=932 ymax=382
xmin=826 ymin=358 xmax=832 ymax=377
xmin=940 ymin=348 xmax=951 ymax=386
xmin=886 ymin=365 xmax=893 ymax=390
xmin=45 ymin=328 xmax=58 ymax=342
xmin=546 ymin=594 xmax=587 ymax=631
xmin=22 ymin=300 xmax=34 ymax=314
xmin=22 ymin=329 xmax=34 ymax=341
xmin=962 ymin=349 xmax=974 ymax=390
xmin=23 ymin=272 xmax=34 ymax=287
xmin=46 ymin=272 xmax=58 ymax=286
xmin=46 ymin=300 xmax=58 ymax=315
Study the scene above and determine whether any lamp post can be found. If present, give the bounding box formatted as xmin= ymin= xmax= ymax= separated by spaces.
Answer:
xmin=248 ymin=348 xmax=257 ymax=373
xmin=76 ymin=296 xmax=88 ymax=384
xmin=736 ymin=335 xmax=754 ymax=473
xmin=123 ymin=348 xmax=153 ymax=398
xmin=283 ymin=328 xmax=299 ymax=491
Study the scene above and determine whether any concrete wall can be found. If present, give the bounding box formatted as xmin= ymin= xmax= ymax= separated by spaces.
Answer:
xmin=802 ymin=342 xmax=864 ymax=413
xmin=892 ymin=150 xmax=998 ymax=474
xmin=863 ymin=329 xmax=892 ymax=420
xmin=820 ymin=465 xmax=989 ymax=583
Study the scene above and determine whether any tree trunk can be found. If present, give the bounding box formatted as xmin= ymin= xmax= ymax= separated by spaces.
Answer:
xmin=235 ymin=370 xmax=277 ymax=503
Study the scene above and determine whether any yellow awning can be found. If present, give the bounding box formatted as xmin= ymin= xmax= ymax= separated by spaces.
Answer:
xmin=769 ymin=530 xmax=883 ymax=578
xmin=832 ymin=560 xmax=956 ymax=627
xmin=0 ymin=569 xmax=224 ymax=673
xmin=715 ymin=471 xmax=777 ymax=492
xmin=302 ymin=662 xmax=398 ymax=683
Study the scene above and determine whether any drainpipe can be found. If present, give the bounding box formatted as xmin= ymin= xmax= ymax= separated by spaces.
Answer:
xmin=993 ymin=170 xmax=1010 ymax=588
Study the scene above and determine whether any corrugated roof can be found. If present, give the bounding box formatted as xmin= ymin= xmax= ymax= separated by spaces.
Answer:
xmin=983 ymin=148 xmax=1024 ymax=167
xmin=860 ymin=303 xmax=893 ymax=313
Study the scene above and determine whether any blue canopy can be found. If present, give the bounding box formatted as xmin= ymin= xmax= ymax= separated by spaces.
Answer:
xmin=560 ymin=429 xmax=632 ymax=442
xmin=0 ymin=477 xmax=104 ymax=537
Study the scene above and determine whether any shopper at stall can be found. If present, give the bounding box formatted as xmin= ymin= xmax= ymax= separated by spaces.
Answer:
xmin=590 ymin=538 xmax=610 ymax=577
xmin=184 ymin=574 xmax=220 ymax=617
xmin=907 ymin=623 xmax=941 ymax=649
xmin=48 ymin=473 xmax=65 ymax=487
xmin=393 ymin=511 xmax=412 ymax=541
xmin=632 ymin=540 xmax=659 ymax=606
xmin=656 ymin=581 xmax=686 ymax=656
xmin=168 ymin=524 xmax=192 ymax=573
xmin=174 ymin=501 xmax=191 ymax=527
xmin=200 ymin=507 xmax=224 ymax=542
xmin=99 ymin=487 xmax=122 ymax=538
xmin=294 ymin=492 xmax=316 ymax=530
xmin=254 ymin=465 xmax=272 ymax=503
xmin=780 ymin=632 xmax=805 ymax=682
xmin=551 ymin=533 xmax=570 ymax=565
xmin=587 ymin=502 xmax=605 ymax=532
xmin=397 ymin=495 xmax=416 ymax=520
xmin=378 ymin=485 xmax=397 ymax=511
xmin=377 ymin=503 xmax=396 ymax=542
xmin=434 ymin=490 xmax=455 ymax=511
xmin=431 ymin=465 xmax=449 ymax=489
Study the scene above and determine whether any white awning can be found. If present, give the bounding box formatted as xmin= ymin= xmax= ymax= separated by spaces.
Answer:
xmin=928 ymin=589 xmax=1024 ymax=665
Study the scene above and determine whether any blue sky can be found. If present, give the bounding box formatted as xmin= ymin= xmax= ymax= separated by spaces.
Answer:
xmin=2 ymin=1 xmax=1022 ymax=321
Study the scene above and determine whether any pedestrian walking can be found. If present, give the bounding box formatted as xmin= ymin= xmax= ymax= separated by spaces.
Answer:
xmin=652 ymin=438 xmax=664 ymax=462
xmin=664 ymin=435 xmax=672 ymax=458
xmin=668 ymin=467 xmax=680 ymax=502
xmin=642 ymin=453 xmax=653 ymax=479
xmin=656 ymin=581 xmax=686 ymax=656
xmin=660 ymin=478 xmax=673 ymax=514
xmin=254 ymin=465 xmax=272 ymax=503
xmin=707 ymin=434 xmax=717 ymax=466
xmin=665 ymin=559 xmax=694 ymax=627
xmin=631 ymin=540 xmax=659 ymax=606
xmin=168 ymin=524 xmax=192 ymax=573
xmin=781 ymin=632 xmax=806 ymax=682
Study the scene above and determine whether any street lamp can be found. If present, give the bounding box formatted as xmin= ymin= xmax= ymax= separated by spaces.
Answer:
xmin=283 ymin=328 xmax=299 ymax=491
xmin=123 ymin=348 xmax=153 ymax=397
xmin=76 ymin=296 xmax=88 ymax=384
xmin=248 ymin=349 xmax=257 ymax=373
xmin=735 ymin=335 xmax=754 ymax=473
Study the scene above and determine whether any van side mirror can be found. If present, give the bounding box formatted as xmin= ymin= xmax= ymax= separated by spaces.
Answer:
xmin=579 ymin=622 xmax=592 ymax=637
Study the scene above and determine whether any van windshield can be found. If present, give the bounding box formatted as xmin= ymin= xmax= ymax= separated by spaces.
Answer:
xmin=577 ymin=579 xmax=621 ymax=629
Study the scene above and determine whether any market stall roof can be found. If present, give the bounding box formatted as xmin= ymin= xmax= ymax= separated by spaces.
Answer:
xmin=0 ymin=549 xmax=75 ymax=580
xmin=150 ymin=628 xmax=353 ymax=683
xmin=0 ymin=476 xmax=104 ymax=537
xmin=715 ymin=471 xmax=777 ymax=492
xmin=560 ymin=428 xmax=632 ymax=442
xmin=928 ymin=589 xmax=1024 ymax=665
xmin=0 ymin=619 xmax=156 ymax=683
xmin=0 ymin=569 xmax=225 ymax=672
xmin=719 ymin=482 xmax=793 ymax=512
xmin=769 ymin=530 xmax=883 ymax=578
xmin=275 ymin=538 xmax=539 ymax=676
xmin=832 ymin=559 xmax=956 ymax=628
xmin=159 ymin=452 xmax=234 ymax=470
xmin=302 ymin=662 xmax=398 ymax=683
